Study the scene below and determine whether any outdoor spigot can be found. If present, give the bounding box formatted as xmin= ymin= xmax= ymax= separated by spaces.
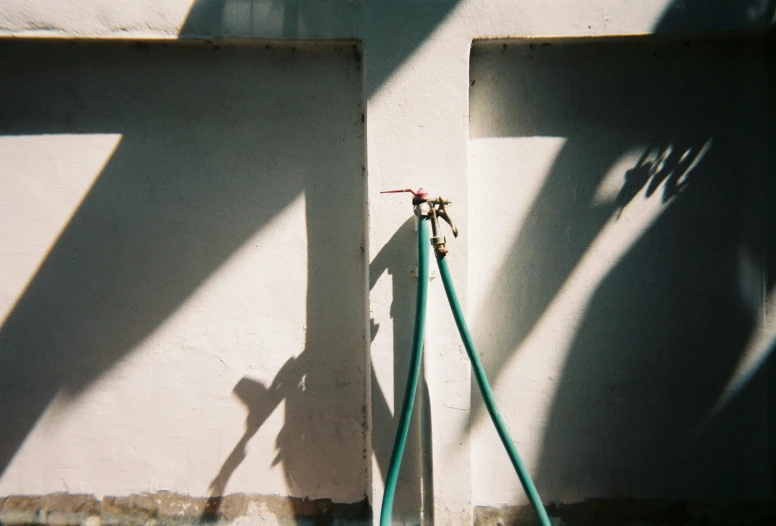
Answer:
xmin=381 ymin=188 xmax=459 ymax=256
xmin=436 ymin=199 xmax=458 ymax=238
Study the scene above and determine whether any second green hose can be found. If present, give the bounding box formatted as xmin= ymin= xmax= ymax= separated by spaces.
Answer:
xmin=436 ymin=254 xmax=551 ymax=526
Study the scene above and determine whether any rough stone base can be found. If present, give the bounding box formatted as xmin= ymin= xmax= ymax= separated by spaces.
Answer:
xmin=4 ymin=495 xmax=774 ymax=525
xmin=0 ymin=492 xmax=370 ymax=525
xmin=475 ymin=499 xmax=775 ymax=526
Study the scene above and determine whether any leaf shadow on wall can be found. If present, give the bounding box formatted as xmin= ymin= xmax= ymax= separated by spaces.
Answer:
xmin=468 ymin=34 xmax=774 ymax=503
xmin=0 ymin=39 xmax=368 ymax=514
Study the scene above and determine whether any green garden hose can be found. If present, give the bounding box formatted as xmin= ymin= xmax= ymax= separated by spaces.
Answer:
xmin=436 ymin=254 xmax=551 ymax=526
xmin=380 ymin=207 xmax=550 ymax=526
xmin=379 ymin=216 xmax=430 ymax=526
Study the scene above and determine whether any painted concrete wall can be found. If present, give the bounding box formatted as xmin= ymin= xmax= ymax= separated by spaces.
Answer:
xmin=469 ymin=36 xmax=774 ymax=507
xmin=0 ymin=1 xmax=774 ymax=525
xmin=0 ymin=39 xmax=367 ymax=504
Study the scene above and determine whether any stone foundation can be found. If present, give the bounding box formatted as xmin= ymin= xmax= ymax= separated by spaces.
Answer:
xmin=475 ymin=499 xmax=775 ymax=526
xmin=3 ymin=494 xmax=774 ymax=525
xmin=0 ymin=493 xmax=370 ymax=525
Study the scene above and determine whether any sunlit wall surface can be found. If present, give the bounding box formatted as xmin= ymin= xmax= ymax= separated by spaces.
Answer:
xmin=0 ymin=40 xmax=367 ymax=503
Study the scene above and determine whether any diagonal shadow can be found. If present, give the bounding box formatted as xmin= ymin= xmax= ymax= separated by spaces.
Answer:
xmin=0 ymin=0 xmax=465 ymax=513
xmin=202 ymin=367 xmax=299 ymax=520
xmin=467 ymin=24 xmax=774 ymax=508
xmin=201 ymin=219 xmax=433 ymax=522
xmin=179 ymin=0 xmax=463 ymax=99
xmin=534 ymin=124 xmax=770 ymax=499
xmin=467 ymin=27 xmax=774 ymax=427
xmin=0 ymin=37 xmax=367 ymax=509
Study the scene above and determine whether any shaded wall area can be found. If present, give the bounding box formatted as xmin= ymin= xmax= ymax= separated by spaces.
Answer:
xmin=180 ymin=0 xmax=462 ymax=101
xmin=469 ymin=36 xmax=774 ymax=506
xmin=0 ymin=39 xmax=368 ymax=507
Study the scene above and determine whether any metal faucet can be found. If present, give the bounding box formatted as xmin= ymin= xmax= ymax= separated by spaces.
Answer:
xmin=380 ymin=188 xmax=458 ymax=255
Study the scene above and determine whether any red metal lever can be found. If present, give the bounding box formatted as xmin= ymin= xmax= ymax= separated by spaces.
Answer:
xmin=380 ymin=188 xmax=430 ymax=201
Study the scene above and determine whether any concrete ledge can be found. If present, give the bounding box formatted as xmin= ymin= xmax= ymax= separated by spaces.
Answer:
xmin=0 ymin=492 xmax=370 ymax=525
xmin=475 ymin=499 xmax=776 ymax=526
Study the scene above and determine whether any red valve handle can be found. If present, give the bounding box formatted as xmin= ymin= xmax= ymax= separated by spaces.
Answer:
xmin=380 ymin=188 xmax=430 ymax=200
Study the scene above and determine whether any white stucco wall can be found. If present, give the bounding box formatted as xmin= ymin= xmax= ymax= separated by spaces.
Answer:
xmin=0 ymin=1 xmax=773 ymax=525
xmin=0 ymin=40 xmax=367 ymax=503
xmin=469 ymin=37 xmax=774 ymax=506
